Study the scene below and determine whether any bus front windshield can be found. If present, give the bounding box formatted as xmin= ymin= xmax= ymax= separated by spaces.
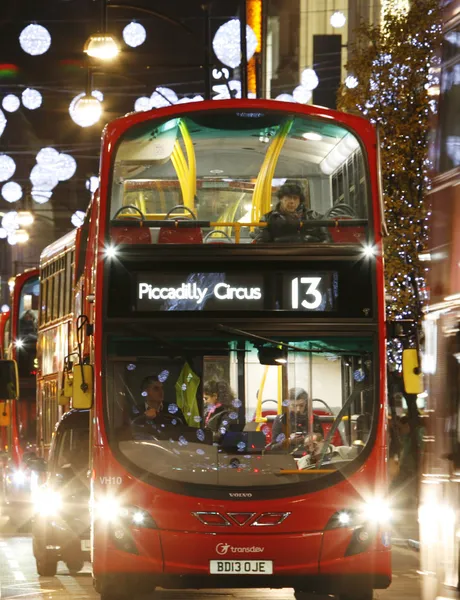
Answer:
xmin=110 ymin=110 xmax=369 ymax=245
xmin=106 ymin=335 xmax=375 ymax=488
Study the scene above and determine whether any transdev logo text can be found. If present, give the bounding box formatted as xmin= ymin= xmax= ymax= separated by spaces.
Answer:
xmin=216 ymin=542 xmax=264 ymax=556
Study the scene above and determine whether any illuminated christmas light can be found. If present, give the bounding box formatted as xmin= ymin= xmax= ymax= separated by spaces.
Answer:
xmin=30 ymin=164 xmax=58 ymax=191
xmin=345 ymin=75 xmax=359 ymax=89
xmin=31 ymin=189 xmax=52 ymax=204
xmin=2 ymin=211 xmax=19 ymax=233
xmin=1 ymin=181 xmax=22 ymax=203
xmin=134 ymin=96 xmax=151 ymax=112
xmin=19 ymin=24 xmax=51 ymax=56
xmin=123 ymin=22 xmax=146 ymax=48
xmin=71 ymin=210 xmax=86 ymax=228
xmin=0 ymin=109 xmax=6 ymax=138
xmin=2 ymin=94 xmax=20 ymax=113
xmin=212 ymin=19 xmax=258 ymax=69
xmin=275 ymin=93 xmax=295 ymax=102
xmin=330 ymin=11 xmax=346 ymax=28
xmin=150 ymin=87 xmax=178 ymax=108
xmin=69 ymin=93 xmax=102 ymax=127
xmin=86 ymin=175 xmax=99 ymax=193
xmin=0 ymin=154 xmax=16 ymax=182
xmin=22 ymin=88 xmax=42 ymax=110
xmin=292 ymin=85 xmax=312 ymax=104
xmin=56 ymin=153 xmax=77 ymax=181
xmin=301 ymin=69 xmax=319 ymax=91
xmin=36 ymin=147 xmax=59 ymax=167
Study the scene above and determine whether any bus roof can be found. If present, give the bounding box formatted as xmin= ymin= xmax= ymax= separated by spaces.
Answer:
xmin=40 ymin=228 xmax=77 ymax=264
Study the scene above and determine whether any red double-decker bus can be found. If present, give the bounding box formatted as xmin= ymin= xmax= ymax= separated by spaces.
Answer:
xmin=0 ymin=269 xmax=39 ymax=525
xmin=48 ymin=99 xmax=390 ymax=599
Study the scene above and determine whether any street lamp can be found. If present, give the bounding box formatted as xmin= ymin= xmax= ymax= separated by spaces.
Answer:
xmin=84 ymin=33 xmax=120 ymax=61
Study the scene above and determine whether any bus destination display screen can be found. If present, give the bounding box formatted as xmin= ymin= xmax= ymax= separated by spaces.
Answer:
xmin=136 ymin=272 xmax=339 ymax=312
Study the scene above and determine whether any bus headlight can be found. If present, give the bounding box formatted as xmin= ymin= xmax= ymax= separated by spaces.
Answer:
xmin=94 ymin=498 xmax=156 ymax=528
xmin=34 ymin=489 xmax=62 ymax=516
xmin=326 ymin=498 xmax=392 ymax=530
xmin=361 ymin=498 xmax=392 ymax=524
xmin=94 ymin=496 xmax=121 ymax=522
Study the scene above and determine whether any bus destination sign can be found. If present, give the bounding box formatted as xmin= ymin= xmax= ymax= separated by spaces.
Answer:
xmin=136 ymin=272 xmax=339 ymax=312
xmin=137 ymin=273 xmax=263 ymax=311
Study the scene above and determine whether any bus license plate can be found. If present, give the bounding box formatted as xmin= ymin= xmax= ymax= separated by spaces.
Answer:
xmin=210 ymin=560 xmax=273 ymax=574
xmin=81 ymin=540 xmax=91 ymax=552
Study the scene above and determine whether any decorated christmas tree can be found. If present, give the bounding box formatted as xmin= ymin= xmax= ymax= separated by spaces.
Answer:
xmin=338 ymin=0 xmax=441 ymax=328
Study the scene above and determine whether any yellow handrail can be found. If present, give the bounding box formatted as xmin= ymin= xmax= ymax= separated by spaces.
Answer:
xmin=251 ymin=119 xmax=293 ymax=224
xmin=178 ymin=120 xmax=196 ymax=209
xmin=255 ymin=366 xmax=270 ymax=429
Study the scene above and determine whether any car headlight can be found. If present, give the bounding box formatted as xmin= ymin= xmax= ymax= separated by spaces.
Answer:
xmin=33 ymin=488 xmax=62 ymax=516
xmin=12 ymin=470 xmax=27 ymax=486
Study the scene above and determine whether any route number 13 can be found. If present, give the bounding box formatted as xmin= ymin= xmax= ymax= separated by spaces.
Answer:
xmin=291 ymin=277 xmax=323 ymax=310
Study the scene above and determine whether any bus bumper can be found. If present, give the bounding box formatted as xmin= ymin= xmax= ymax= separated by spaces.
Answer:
xmin=93 ymin=527 xmax=391 ymax=595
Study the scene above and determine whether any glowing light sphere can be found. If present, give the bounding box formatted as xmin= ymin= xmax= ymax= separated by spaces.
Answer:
xmin=0 ymin=229 xmax=7 ymax=240
xmin=30 ymin=164 xmax=59 ymax=191
xmin=301 ymin=68 xmax=319 ymax=91
xmin=19 ymin=24 xmax=51 ymax=56
xmin=85 ymin=175 xmax=99 ymax=193
xmin=22 ymin=88 xmax=42 ymax=110
xmin=0 ymin=109 xmax=6 ymax=138
xmin=0 ymin=154 xmax=16 ymax=182
xmin=212 ymin=19 xmax=258 ymax=69
xmin=31 ymin=189 xmax=52 ymax=204
xmin=7 ymin=233 xmax=17 ymax=246
xmin=1 ymin=303 xmax=9 ymax=311
xmin=2 ymin=211 xmax=18 ymax=233
xmin=134 ymin=96 xmax=151 ymax=112
xmin=293 ymin=85 xmax=312 ymax=104
xmin=345 ymin=75 xmax=359 ymax=89
xmin=36 ymin=147 xmax=59 ymax=168
xmin=275 ymin=93 xmax=295 ymax=102
xmin=2 ymin=95 xmax=20 ymax=113
xmin=1 ymin=181 xmax=22 ymax=203
xmin=69 ymin=93 xmax=103 ymax=127
xmin=150 ymin=87 xmax=178 ymax=108
xmin=123 ymin=22 xmax=146 ymax=48
xmin=330 ymin=11 xmax=346 ymax=28
xmin=56 ymin=153 xmax=77 ymax=181
xmin=71 ymin=210 xmax=86 ymax=228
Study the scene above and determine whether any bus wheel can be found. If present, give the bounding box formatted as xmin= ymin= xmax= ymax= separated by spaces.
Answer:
xmin=35 ymin=555 xmax=58 ymax=577
xmin=339 ymin=592 xmax=373 ymax=600
xmin=66 ymin=559 xmax=84 ymax=575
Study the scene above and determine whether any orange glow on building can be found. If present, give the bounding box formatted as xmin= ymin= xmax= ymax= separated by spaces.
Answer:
xmin=247 ymin=0 xmax=262 ymax=95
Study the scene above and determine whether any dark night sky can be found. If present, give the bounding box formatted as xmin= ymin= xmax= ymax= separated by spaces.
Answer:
xmin=0 ymin=0 xmax=240 ymax=244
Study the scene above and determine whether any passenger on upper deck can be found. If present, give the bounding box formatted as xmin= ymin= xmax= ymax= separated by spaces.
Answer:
xmin=253 ymin=182 xmax=330 ymax=244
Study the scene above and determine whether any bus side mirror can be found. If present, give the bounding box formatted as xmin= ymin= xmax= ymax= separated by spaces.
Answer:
xmin=0 ymin=360 xmax=19 ymax=400
xmin=72 ymin=364 xmax=94 ymax=410
xmin=402 ymin=349 xmax=423 ymax=395
xmin=59 ymin=369 xmax=73 ymax=406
